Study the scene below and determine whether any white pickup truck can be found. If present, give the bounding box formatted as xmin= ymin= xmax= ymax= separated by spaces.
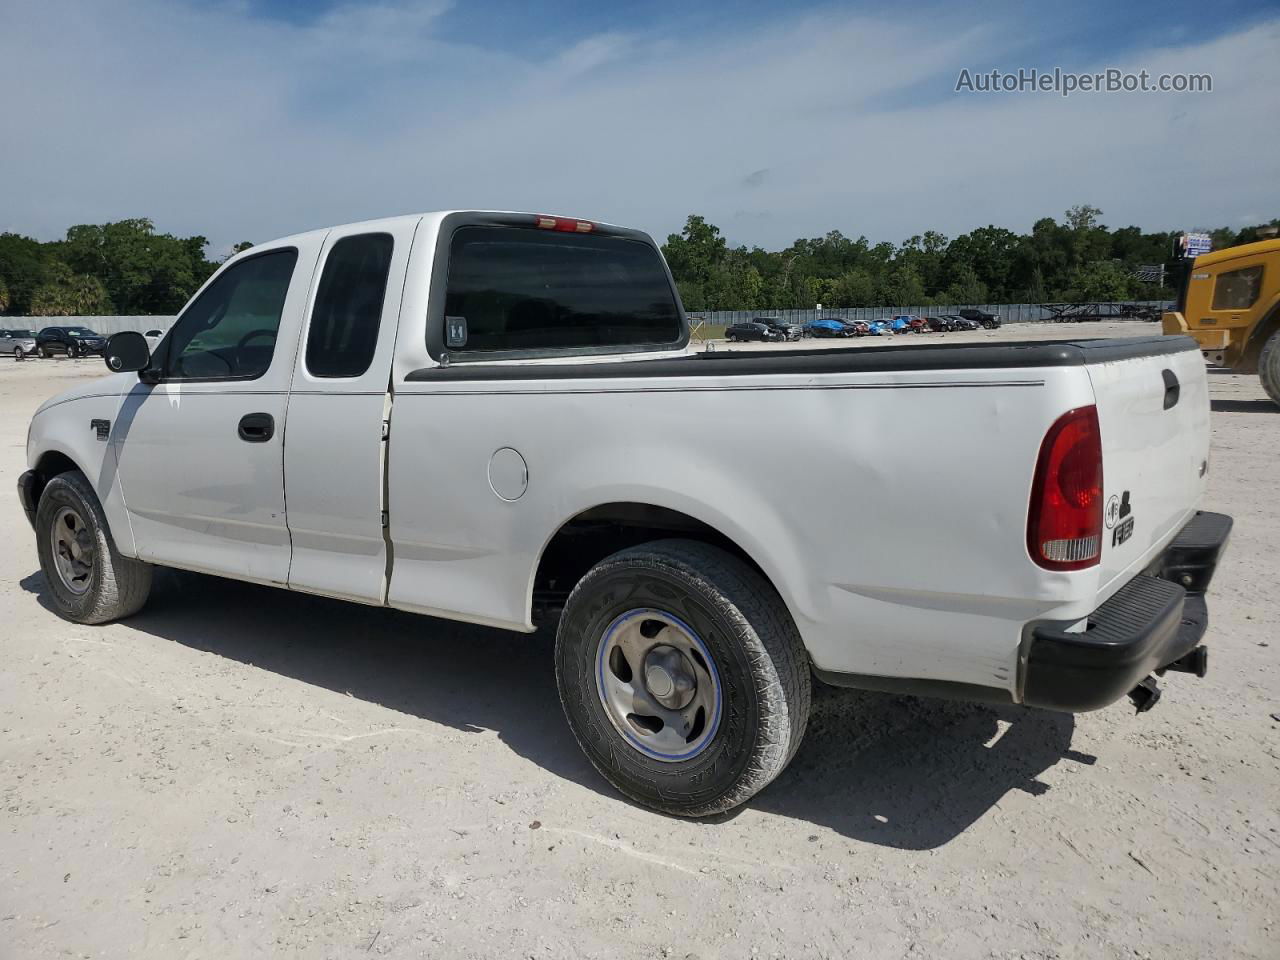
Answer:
xmin=20 ymin=211 xmax=1232 ymax=816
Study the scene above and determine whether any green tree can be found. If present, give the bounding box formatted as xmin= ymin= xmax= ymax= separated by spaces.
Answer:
xmin=59 ymin=218 xmax=215 ymax=314
xmin=28 ymin=261 xmax=112 ymax=315
xmin=0 ymin=276 xmax=9 ymax=313
xmin=1066 ymin=261 xmax=1135 ymax=302
xmin=829 ymin=269 xmax=878 ymax=307
xmin=882 ymin=264 xmax=926 ymax=307
xmin=944 ymin=225 xmax=1019 ymax=300
xmin=1065 ymin=204 xmax=1103 ymax=232
xmin=942 ymin=264 xmax=988 ymax=305
xmin=661 ymin=215 xmax=727 ymax=291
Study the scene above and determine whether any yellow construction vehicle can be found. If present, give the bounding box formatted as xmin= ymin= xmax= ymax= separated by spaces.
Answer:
xmin=1163 ymin=236 xmax=1280 ymax=406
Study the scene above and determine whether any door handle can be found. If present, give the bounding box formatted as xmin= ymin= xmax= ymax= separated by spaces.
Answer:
xmin=238 ymin=412 xmax=275 ymax=442
xmin=1161 ymin=369 xmax=1180 ymax=410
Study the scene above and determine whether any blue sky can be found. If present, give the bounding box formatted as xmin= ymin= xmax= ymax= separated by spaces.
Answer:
xmin=2 ymin=0 xmax=1277 ymax=254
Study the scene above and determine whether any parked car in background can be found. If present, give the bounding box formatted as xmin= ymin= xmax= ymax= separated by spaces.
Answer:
xmin=1 ymin=328 xmax=38 ymax=359
xmin=924 ymin=316 xmax=954 ymax=332
xmin=803 ymin=318 xmax=855 ymax=338
xmin=144 ymin=329 xmax=166 ymax=350
xmin=959 ymin=308 xmax=1002 ymax=329
xmin=725 ymin=321 xmax=784 ymax=343
xmin=756 ymin=317 xmax=803 ymax=341
xmin=900 ymin=316 xmax=929 ymax=334
xmin=950 ymin=315 xmax=981 ymax=331
xmin=890 ymin=316 xmax=913 ymax=333
xmin=866 ymin=319 xmax=892 ymax=335
xmin=842 ymin=319 xmax=870 ymax=336
xmin=726 ymin=321 xmax=784 ymax=343
xmin=36 ymin=326 xmax=108 ymax=358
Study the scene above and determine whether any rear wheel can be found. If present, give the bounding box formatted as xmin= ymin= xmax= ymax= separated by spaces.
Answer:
xmin=1260 ymin=330 xmax=1280 ymax=408
xmin=555 ymin=539 xmax=810 ymax=817
xmin=35 ymin=471 xmax=152 ymax=624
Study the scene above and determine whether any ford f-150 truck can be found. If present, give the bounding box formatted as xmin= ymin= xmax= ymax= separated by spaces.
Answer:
xmin=19 ymin=211 xmax=1232 ymax=816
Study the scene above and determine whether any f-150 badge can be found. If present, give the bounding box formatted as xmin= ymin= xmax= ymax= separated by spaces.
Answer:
xmin=1106 ymin=491 xmax=1134 ymax=546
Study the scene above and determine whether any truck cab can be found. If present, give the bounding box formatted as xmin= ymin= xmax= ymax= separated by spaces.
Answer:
xmin=1162 ymin=236 xmax=1280 ymax=405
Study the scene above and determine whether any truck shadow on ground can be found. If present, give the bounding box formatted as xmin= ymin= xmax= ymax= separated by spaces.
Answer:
xmin=21 ymin=567 xmax=1088 ymax=850
xmin=745 ymin=686 xmax=1088 ymax=848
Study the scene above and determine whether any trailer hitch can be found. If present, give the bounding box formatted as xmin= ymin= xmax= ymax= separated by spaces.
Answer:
xmin=1156 ymin=644 xmax=1209 ymax=679
xmin=1128 ymin=676 xmax=1162 ymax=713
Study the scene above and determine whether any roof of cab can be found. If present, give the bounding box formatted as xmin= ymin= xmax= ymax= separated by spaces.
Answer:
xmin=261 ymin=210 xmax=631 ymax=249
xmin=1195 ymin=236 xmax=1280 ymax=267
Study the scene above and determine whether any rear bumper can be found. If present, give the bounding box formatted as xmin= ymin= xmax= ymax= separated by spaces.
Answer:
xmin=1022 ymin=511 xmax=1232 ymax=712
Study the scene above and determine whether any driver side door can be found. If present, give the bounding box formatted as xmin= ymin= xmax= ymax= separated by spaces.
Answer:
xmin=113 ymin=238 xmax=324 ymax=585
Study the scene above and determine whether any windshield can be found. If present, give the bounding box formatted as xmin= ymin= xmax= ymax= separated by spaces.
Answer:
xmin=64 ymin=327 xmax=98 ymax=336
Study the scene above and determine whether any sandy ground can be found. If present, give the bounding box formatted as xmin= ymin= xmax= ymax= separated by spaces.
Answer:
xmin=1 ymin=324 xmax=1277 ymax=960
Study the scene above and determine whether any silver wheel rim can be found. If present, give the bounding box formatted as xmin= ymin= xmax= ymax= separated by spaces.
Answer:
xmin=50 ymin=505 xmax=94 ymax=595
xmin=595 ymin=608 xmax=722 ymax=762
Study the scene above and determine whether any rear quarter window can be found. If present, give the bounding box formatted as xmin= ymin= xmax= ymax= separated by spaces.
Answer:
xmin=442 ymin=226 xmax=682 ymax=355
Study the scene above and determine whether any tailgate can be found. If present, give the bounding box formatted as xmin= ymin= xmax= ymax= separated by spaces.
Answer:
xmin=1086 ymin=342 xmax=1210 ymax=597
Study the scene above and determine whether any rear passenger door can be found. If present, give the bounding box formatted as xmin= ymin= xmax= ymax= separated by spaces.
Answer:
xmin=284 ymin=218 xmax=417 ymax=603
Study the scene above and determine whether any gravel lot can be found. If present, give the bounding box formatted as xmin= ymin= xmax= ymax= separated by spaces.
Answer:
xmin=2 ymin=324 xmax=1277 ymax=959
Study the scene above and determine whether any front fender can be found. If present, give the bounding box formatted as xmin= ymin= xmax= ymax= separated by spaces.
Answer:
xmin=27 ymin=395 xmax=137 ymax=557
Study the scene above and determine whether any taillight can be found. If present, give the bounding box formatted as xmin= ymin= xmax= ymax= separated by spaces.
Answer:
xmin=1027 ymin=406 xmax=1103 ymax=571
xmin=534 ymin=215 xmax=594 ymax=233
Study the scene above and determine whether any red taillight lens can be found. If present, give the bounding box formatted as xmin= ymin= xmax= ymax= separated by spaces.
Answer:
xmin=534 ymin=215 xmax=594 ymax=233
xmin=1027 ymin=405 xmax=1103 ymax=571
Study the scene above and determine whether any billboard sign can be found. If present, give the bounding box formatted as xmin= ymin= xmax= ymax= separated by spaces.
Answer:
xmin=1174 ymin=232 xmax=1212 ymax=259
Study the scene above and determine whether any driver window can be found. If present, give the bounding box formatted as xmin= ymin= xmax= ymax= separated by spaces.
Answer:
xmin=161 ymin=249 xmax=298 ymax=380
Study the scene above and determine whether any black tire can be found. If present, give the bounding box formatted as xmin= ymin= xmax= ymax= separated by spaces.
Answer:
xmin=40 ymin=345 xmax=52 ymax=359
xmin=1260 ymin=330 xmax=1280 ymax=408
xmin=67 ymin=344 xmax=79 ymax=359
xmin=13 ymin=346 xmax=25 ymax=361
xmin=35 ymin=471 xmax=152 ymax=624
xmin=555 ymin=538 xmax=810 ymax=817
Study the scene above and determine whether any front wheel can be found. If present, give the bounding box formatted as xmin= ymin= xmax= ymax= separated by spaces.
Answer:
xmin=555 ymin=539 xmax=810 ymax=817
xmin=13 ymin=346 xmax=25 ymax=360
xmin=1260 ymin=330 xmax=1280 ymax=408
xmin=35 ymin=471 xmax=153 ymax=624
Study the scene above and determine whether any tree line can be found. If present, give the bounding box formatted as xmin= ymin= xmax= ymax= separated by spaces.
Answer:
xmin=662 ymin=206 xmax=1279 ymax=312
xmin=0 ymin=219 xmax=251 ymax=317
xmin=0 ymin=208 xmax=1274 ymax=317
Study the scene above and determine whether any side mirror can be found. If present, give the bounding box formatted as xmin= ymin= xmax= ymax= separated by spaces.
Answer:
xmin=104 ymin=331 xmax=151 ymax=374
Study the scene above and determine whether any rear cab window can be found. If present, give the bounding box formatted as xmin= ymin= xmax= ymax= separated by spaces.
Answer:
xmin=437 ymin=222 xmax=684 ymax=360
xmin=306 ymin=233 xmax=394 ymax=378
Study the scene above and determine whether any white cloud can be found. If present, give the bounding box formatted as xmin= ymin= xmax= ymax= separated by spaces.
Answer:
xmin=1 ymin=0 xmax=1276 ymax=253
